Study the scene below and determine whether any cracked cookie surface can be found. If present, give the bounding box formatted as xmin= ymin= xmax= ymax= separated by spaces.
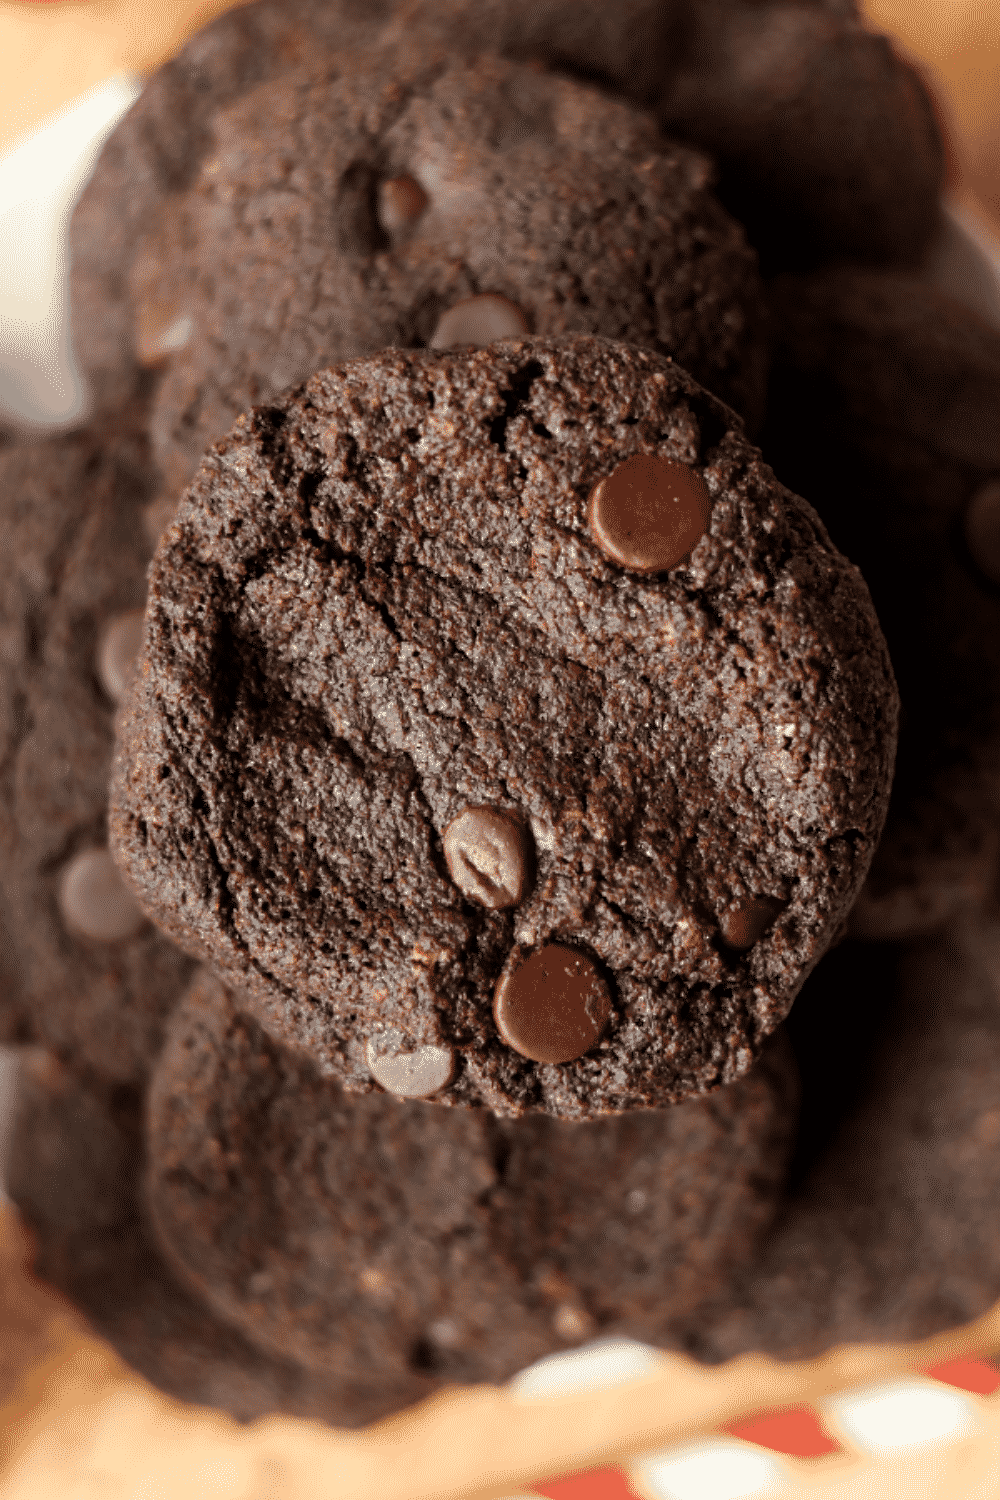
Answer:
xmin=110 ymin=335 xmax=897 ymax=1118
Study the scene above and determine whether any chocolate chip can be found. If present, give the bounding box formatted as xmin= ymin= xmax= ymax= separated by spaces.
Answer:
xmin=97 ymin=609 xmax=145 ymax=704
xmin=964 ymin=480 xmax=1000 ymax=586
xmin=719 ymin=896 xmax=786 ymax=951
xmin=587 ymin=454 xmax=713 ymax=574
xmin=493 ymin=943 xmax=611 ymax=1064
xmin=377 ymin=174 xmax=428 ymax=234
xmin=442 ymin=806 xmax=534 ymax=909
xmin=365 ymin=1035 xmax=455 ymax=1098
xmin=430 ymin=294 xmax=530 ymax=350
xmin=57 ymin=847 xmax=145 ymax=943
xmin=359 ymin=1267 xmax=394 ymax=1303
xmin=552 ymin=1303 xmax=594 ymax=1341
xmin=135 ymin=306 xmax=193 ymax=369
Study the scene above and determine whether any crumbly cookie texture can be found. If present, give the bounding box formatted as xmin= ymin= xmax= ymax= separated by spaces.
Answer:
xmin=111 ymin=335 xmax=897 ymax=1119
xmin=137 ymin=45 xmax=766 ymax=499
xmin=0 ymin=420 xmax=193 ymax=1082
xmin=762 ymin=266 xmax=1000 ymax=942
xmin=146 ymin=970 xmax=797 ymax=1385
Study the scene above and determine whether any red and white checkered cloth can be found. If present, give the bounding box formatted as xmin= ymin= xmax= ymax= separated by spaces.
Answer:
xmin=501 ymin=1341 xmax=1000 ymax=1499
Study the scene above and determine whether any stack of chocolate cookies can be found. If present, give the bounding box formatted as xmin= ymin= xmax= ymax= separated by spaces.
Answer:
xmin=1 ymin=0 xmax=995 ymax=1426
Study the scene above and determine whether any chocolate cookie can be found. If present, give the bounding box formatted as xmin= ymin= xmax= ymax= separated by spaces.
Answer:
xmin=4 ymin=1047 xmax=435 ymax=1426
xmin=145 ymin=969 xmax=797 ymax=1385
xmin=0 ymin=418 xmax=193 ymax=1082
xmin=68 ymin=0 xmax=390 ymax=417
xmin=136 ymin=44 xmax=767 ymax=503
xmin=657 ymin=1 xmax=944 ymax=271
xmin=110 ymin=335 xmax=898 ymax=1118
xmin=389 ymin=0 xmax=944 ymax=270
xmin=696 ymin=916 xmax=1000 ymax=1361
xmin=760 ymin=267 xmax=1000 ymax=941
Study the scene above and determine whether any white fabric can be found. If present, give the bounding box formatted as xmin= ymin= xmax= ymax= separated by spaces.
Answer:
xmin=631 ymin=1438 xmax=784 ymax=1500
xmin=0 ymin=73 xmax=141 ymax=431
xmin=509 ymin=1338 xmax=665 ymax=1398
xmin=822 ymin=1378 xmax=978 ymax=1455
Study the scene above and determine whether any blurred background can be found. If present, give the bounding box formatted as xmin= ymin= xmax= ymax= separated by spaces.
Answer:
xmin=0 ymin=4 xmax=999 ymax=1498
xmin=1 ymin=0 xmax=998 ymax=222
xmin=1 ymin=0 xmax=998 ymax=432
xmin=872 ymin=0 xmax=1000 ymax=234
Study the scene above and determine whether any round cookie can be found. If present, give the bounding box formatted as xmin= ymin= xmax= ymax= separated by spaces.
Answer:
xmin=68 ymin=0 xmax=390 ymax=417
xmin=145 ymin=969 xmax=798 ymax=1383
xmin=4 ymin=1047 xmax=436 ymax=1426
xmin=694 ymin=916 xmax=1000 ymax=1362
xmin=136 ymin=44 xmax=767 ymax=503
xmin=388 ymin=0 xmax=944 ymax=270
xmin=110 ymin=335 xmax=898 ymax=1118
xmin=656 ymin=0 xmax=944 ymax=271
xmin=0 ymin=418 xmax=193 ymax=1082
xmin=760 ymin=266 xmax=1000 ymax=941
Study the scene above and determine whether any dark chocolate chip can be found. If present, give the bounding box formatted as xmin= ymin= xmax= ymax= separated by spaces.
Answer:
xmin=719 ymin=896 xmax=786 ymax=951
xmin=587 ymin=454 xmax=713 ymax=574
xmin=135 ymin=306 xmax=193 ymax=369
xmin=430 ymin=294 xmax=530 ymax=349
xmin=493 ymin=943 xmax=611 ymax=1063
xmin=377 ymin=174 xmax=428 ymax=234
xmin=442 ymin=806 xmax=534 ymax=909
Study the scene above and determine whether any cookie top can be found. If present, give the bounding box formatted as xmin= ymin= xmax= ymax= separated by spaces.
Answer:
xmin=68 ymin=0 xmax=389 ymax=417
xmin=111 ymin=335 xmax=897 ymax=1118
xmin=0 ymin=418 xmax=194 ymax=1083
xmin=136 ymin=45 xmax=766 ymax=499
xmin=145 ymin=969 xmax=797 ymax=1386
xmin=761 ymin=266 xmax=1000 ymax=941
xmin=389 ymin=0 xmax=944 ymax=270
